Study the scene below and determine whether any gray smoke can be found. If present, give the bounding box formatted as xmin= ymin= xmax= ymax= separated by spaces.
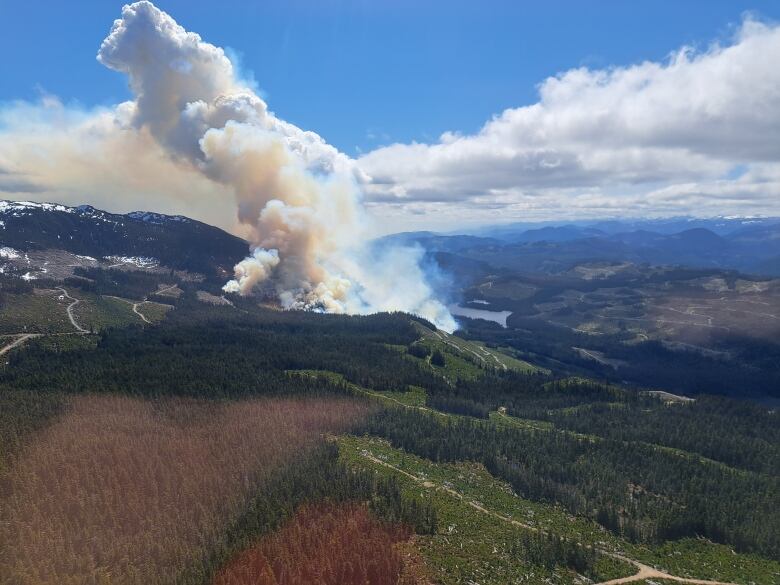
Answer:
xmin=96 ymin=2 xmax=455 ymax=330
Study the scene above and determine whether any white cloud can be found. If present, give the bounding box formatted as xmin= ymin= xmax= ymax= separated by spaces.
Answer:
xmin=3 ymin=11 xmax=779 ymax=237
xmin=358 ymin=18 xmax=780 ymax=222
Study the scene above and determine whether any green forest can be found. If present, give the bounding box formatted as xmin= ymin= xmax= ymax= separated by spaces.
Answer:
xmin=1 ymin=271 xmax=779 ymax=585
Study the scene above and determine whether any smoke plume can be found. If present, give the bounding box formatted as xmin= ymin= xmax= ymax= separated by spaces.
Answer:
xmin=91 ymin=1 xmax=455 ymax=330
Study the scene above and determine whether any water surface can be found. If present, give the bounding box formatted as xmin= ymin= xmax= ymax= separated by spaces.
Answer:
xmin=449 ymin=304 xmax=512 ymax=327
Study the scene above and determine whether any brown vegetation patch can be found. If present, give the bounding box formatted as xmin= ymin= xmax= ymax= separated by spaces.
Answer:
xmin=212 ymin=502 xmax=422 ymax=585
xmin=0 ymin=394 xmax=368 ymax=585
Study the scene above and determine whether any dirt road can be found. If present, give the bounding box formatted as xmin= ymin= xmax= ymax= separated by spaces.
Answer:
xmin=132 ymin=303 xmax=151 ymax=323
xmin=105 ymin=295 xmax=164 ymax=324
xmin=596 ymin=558 xmax=737 ymax=585
xmin=432 ymin=330 xmax=508 ymax=370
xmin=0 ymin=333 xmax=40 ymax=357
xmin=57 ymin=288 xmax=88 ymax=333
xmin=358 ymin=451 xmax=737 ymax=585
xmin=110 ymin=296 xmax=152 ymax=323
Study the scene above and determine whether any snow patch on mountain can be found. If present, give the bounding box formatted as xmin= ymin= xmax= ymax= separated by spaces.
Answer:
xmin=0 ymin=246 xmax=20 ymax=259
xmin=105 ymin=255 xmax=158 ymax=268
xmin=127 ymin=211 xmax=190 ymax=224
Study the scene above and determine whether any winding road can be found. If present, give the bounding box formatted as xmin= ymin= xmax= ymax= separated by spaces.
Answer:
xmin=132 ymin=303 xmax=151 ymax=323
xmin=154 ymin=283 xmax=180 ymax=297
xmin=106 ymin=296 xmax=153 ymax=324
xmin=1 ymin=288 xmax=90 ymax=357
xmin=106 ymin=284 xmax=178 ymax=324
xmin=0 ymin=333 xmax=41 ymax=357
xmin=359 ymin=450 xmax=736 ymax=585
xmin=3 ymin=284 xmax=169 ymax=358
xmin=57 ymin=288 xmax=88 ymax=333
xmin=354 ymin=372 xmax=737 ymax=585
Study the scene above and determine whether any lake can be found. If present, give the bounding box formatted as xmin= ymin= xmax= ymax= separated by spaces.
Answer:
xmin=449 ymin=304 xmax=513 ymax=327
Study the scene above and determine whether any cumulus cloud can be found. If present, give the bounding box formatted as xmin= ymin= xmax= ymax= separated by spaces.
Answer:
xmin=2 ymin=5 xmax=779 ymax=246
xmin=358 ymin=18 xmax=780 ymax=222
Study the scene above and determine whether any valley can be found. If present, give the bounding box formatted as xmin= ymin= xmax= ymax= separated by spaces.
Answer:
xmin=444 ymin=263 xmax=780 ymax=400
xmin=1 ymin=203 xmax=779 ymax=585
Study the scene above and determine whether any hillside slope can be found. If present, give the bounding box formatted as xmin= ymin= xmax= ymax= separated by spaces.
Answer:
xmin=0 ymin=200 xmax=247 ymax=276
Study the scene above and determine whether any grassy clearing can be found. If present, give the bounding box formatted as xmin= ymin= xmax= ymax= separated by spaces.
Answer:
xmin=136 ymin=300 xmax=173 ymax=323
xmin=413 ymin=322 xmax=542 ymax=378
xmin=379 ymin=385 xmax=428 ymax=408
xmin=331 ymin=373 xmax=780 ymax=585
xmin=625 ymin=539 xmax=780 ymax=585
xmin=154 ymin=284 xmax=183 ymax=298
xmin=337 ymin=434 xmax=780 ymax=585
xmin=472 ymin=340 xmax=543 ymax=373
xmin=0 ymin=291 xmax=73 ymax=334
xmin=337 ymin=434 xmax=634 ymax=585
xmin=410 ymin=338 xmax=485 ymax=381
xmin=74 ymin=290 xmax=171 ymax=330
xmin=73 ymin=292 xmax=143 ymax=331
xmin=288 ymin=369 xmax=780 ymax=583
xmin=0 ymin=287 xmax=169 ymax=353
xmin=290 ymin=370 xmax=441 ymax=416
xmin=1 ymin=333 xmax=99 ymax=365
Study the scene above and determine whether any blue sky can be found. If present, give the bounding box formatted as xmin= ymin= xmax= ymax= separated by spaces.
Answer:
xmin=1 ymin=1 xmax=780 ymax=234
xmin=1 ymin=0 xmax=778 ymax=155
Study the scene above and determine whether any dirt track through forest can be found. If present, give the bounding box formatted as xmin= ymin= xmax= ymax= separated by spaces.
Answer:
xmin=106 ymin=283 xmax=177 ymax=325
xmin=355 ymin=367 xmax=739 ymax=585
xmin=432 ymin=330 xmax=508 ymax=370
xmin=105 ymin=296 xmax=153 ymax=324
xmin=56 ymin=287 xmax=88 ymax=333
xmin=0 ymin=333 xmax=40 ymax=356
xmin=359 ymin=451 xmax=737 ymax=585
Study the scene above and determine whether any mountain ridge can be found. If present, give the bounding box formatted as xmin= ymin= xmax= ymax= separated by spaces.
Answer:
xmin=0 ymin=199 xmax=247 ymax=276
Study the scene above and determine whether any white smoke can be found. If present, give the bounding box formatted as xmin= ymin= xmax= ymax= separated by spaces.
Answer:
xmin=222 ymin=248 xmax=280 ymax=296
xmin=96 ymin=1 xmax=455 ymax=331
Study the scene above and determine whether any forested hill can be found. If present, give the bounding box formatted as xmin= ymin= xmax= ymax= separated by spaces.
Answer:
xmin=3 ymin=291 xmax=778 ymax=561
xmin=0 ymin=200 xmax=247 ymax=275
xmin=1 ymin=274 xmax=779 ymax=583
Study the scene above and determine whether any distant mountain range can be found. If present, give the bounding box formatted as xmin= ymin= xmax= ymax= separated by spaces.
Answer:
xmin=385 ymin=217 xmax=780 ymax=277
xmin=0 ymin=200 xmax=247 ymax=276
xmin=3 ymin=200 xmax=780 ymax=284
xmin=468 ymin=216 xmax=780 ymax=239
